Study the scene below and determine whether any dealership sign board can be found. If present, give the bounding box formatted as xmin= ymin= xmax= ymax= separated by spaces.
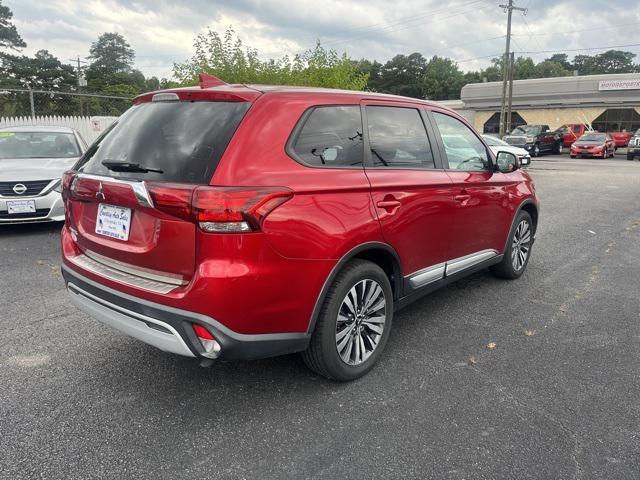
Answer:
xmin=598 ymin=79 xmax=640 ymax=91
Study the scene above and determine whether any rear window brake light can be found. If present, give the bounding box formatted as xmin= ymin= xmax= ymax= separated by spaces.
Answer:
xmin=152 ymin=93 xmax=180 ymax=102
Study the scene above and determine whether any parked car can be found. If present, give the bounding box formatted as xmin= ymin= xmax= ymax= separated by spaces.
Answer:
xmin=626 ymin=128 xmax=640 ymax=160
xmin=0 ymin=126 xmax=86 ymax=224
xmin=60 ymin=74 xmax=540 ymax=381
xmin=555 ymin=123 xmax=589 ymax=147
xmin=609 ymin=130 xmax=633 ymax=149
xmin=503 ymin=125 xmax=562 ymax=156
xmin=482 ymin=134 xmax=531 ymax=166
xmin=569 ymin=132 xmax=615 ymax=158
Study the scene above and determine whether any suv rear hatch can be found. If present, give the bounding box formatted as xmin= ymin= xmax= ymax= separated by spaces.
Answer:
xmin=64 ymin=90 xmax=255 ymax=287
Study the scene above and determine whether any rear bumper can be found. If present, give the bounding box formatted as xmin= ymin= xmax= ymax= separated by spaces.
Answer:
xmin=0 ymin=190 xmax=65 ymax=224
xmin=62 ymin=265 xmax=310 ymax=360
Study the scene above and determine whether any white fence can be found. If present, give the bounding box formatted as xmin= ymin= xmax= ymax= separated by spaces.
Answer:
xmin=0 ymin=115 xmax=118 ymax=144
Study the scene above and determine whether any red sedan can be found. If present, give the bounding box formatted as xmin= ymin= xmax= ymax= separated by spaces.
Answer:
xmin=570 ymin=132 xmax=615 ymax=158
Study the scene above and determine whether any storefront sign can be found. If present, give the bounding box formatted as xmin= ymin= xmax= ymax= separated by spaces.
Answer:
xmin=598 ymin=79 xmax=640 ymax=91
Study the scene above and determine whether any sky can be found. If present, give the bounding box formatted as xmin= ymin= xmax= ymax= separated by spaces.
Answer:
xmin=7 ymin=0 xmax=640 ymax=80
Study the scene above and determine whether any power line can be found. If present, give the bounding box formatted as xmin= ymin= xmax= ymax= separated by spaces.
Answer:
xmin=517 ymin=42 xmax=640 ymax=55
xmin=512 ymin=20 xmax=640 ymax=37
xmin=317 ymin=0 xmax=486 ymax=41
xmin=314 ymin=1 xmax=494 ymax=51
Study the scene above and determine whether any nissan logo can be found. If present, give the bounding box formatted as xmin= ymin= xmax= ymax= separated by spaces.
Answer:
xmin=12 ymin=183 xmax=27 ymax=195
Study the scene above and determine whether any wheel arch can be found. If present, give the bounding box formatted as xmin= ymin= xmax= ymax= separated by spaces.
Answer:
xmin=306 ymin=242 xmax=403 ymax=334
xmin=503 ymin=199 xmax=539 ymax=253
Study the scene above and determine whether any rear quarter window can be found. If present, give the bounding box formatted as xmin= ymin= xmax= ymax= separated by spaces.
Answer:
xmin=76 ymin=100 xmax=250 ymax=184
xmin=288 ymin=106 xmax=364 ymax=167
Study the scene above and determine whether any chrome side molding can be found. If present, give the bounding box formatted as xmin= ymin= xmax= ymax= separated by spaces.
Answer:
xmin=407 ymin=249 xmax=499 ymax=288
xmin=408 ymin=263 xmax=445 ymax=288
xmin=445 ymin=249 xmax=499 ymax=276
xmin=75 ymin=173 xmax=154 ymax=208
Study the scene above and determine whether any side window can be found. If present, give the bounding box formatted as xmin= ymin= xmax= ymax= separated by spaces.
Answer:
xmin=291 ymin=106 xmax=363 ymax=167
xmin=573 ymin=125 xmax=582 ymax=134
xmin=432 ymin=112 xmax=490 ymax=171
xmin=365 ymin=106 xmax=435 ymax=168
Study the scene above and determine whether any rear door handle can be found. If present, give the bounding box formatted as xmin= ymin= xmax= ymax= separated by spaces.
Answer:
xmin=454 ymin=194 xmax=471 ymax=202
xmin=376 ymin=200 xmax=401 ymax=209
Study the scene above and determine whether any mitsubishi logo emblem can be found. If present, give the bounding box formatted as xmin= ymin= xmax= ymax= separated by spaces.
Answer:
xmin=12 ymin=183 xmax=27 ymax=195
xmin=96 ymin=182 xmax=105 ymax=201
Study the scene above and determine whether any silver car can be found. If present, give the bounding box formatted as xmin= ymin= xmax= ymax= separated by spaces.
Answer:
xmin=0 ymin=126 xmax=86 ymax=224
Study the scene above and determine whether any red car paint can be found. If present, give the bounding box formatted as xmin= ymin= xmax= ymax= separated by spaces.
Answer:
xmin=61 ymin=77 xmax=539 ymax=359
xmin=556 ymin=124 xmax=589 ymax=147
xmin=569 ymin=132 xmax=616 ymax=158
xmin=609 ymin=131 xmax=632 ymax=148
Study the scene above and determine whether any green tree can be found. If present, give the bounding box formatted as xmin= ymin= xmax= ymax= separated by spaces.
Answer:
xmin=174 ymin=27 xmax=368 ymax=90
xmin=0 ymin=50 xmax=79 ymax=115
xmin=546 ymin=53 xmax=572 ymax=71
xmin=87 ymin=32 xmax=134 ymax=73
xmin=0 ymin=0 xmax=25 ymax=51
xmin=375 ymin=53 xmax=427 ymax=98
xmin=421 ymin=56 xmax=464 ymax=100
xmin=534 ymin=60 xmax=571 ymax=78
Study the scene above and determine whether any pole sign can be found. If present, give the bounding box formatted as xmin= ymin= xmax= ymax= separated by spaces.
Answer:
xmin=598 ymin=79 xmax=640 ymax=91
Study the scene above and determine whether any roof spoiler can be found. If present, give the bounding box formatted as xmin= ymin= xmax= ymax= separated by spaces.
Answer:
xmin=199 ymin=73 xmax=227 ymax=89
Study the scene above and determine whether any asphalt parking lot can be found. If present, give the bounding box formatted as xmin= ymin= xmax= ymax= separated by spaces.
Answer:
xmin=1 ymin=154 xmax=639 ymax=480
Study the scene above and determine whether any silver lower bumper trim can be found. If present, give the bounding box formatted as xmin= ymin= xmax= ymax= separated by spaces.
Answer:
xmin=68 ymin=282 xmax=196 ymax=357
xmin=67 ymin=252 xmax=179 ymax=294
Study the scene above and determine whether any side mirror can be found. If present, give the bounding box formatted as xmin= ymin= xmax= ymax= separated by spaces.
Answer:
xmin=496 ymin=151 xmax=520 ymax=173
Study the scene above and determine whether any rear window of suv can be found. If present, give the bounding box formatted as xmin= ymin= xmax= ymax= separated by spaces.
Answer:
xmin=76 ymin=100 xmax=250 ymax=183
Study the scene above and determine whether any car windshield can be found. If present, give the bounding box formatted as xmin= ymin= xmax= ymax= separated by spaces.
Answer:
xmin=511 ymin=125 xmax=539 ymax=135
xmin=578 ymin=133 xmax=606 ymax=142
xmin=0 ymin=131 xmax=81 ymax=159
xmin=483 ymin=135 xmax=508 ymax=146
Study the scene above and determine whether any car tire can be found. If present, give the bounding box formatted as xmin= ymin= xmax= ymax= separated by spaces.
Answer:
xmin=553 ymin=141 xmax=562 ymax=154
xmin=302 ymin=259 xmax=393 ymax=381
xmin=532 ymin=143 xmax=540 ymax=157
xmin=627 ymin=153 xmax=634 ymax=161
xmin=491 ymin=210 xmax=533 ymax=280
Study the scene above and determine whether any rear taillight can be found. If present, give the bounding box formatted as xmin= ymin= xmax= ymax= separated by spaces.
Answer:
xmin=61 ymin=171 xmax=76 ymax=201
xmin=193 ymin=187 xmax=292 ymax=232
xmin=147 ymin=183 xmax=292 ymax=233
xmin=61 ymin=171 xmax=76 ymax=227
xmin=147 ymin=183 xmax=194 ymax=220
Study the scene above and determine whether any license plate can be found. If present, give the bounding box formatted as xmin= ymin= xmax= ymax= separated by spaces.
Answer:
xmin=95 ymin=204 xmax=132 ymax=241
xmin=7 ymin=200 xmax=36 ymax=214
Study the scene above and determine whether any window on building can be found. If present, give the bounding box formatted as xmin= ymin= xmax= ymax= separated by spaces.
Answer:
xmin=591 ymin=108 xmax=640 ymax=133
xmin=482 ymin=112 xmax=527 ymax=134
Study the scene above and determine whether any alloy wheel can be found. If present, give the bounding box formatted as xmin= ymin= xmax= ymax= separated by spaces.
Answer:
xmin=335 ymin=279 xmax=386 ymax=365
xmin=511 ymin=219 xmax=532 ymax=271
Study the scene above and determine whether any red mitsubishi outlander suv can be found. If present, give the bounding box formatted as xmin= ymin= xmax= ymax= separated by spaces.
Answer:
xmin=61 ymin=74 xmax=539 ymax=381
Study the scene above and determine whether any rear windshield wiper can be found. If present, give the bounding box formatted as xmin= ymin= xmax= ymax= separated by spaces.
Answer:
xmin=101 ymin=160 xmax=163 ymax=174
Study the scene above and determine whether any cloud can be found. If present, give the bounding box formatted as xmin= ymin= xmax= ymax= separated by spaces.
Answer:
xmin=6 ymin=0 xmax=640 ymax=81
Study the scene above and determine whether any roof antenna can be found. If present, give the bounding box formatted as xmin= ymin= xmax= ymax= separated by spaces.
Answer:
xmin=199 ymin=73 xmax=227 ymax=89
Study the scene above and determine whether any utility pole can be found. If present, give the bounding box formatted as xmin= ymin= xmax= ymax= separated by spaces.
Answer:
xmin=498 ymin=0 xmax=527 ymax=138
xmin=506 ymin=51 xmax=515 ymax=133
xmin=69 ymin=56 xmax=88 ymax=115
